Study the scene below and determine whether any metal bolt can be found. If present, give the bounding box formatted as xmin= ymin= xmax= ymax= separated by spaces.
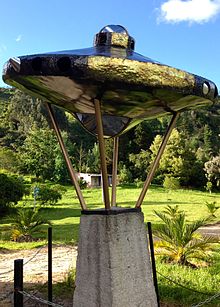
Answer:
xmin=203 ymin=82 xmax=210 ymax=95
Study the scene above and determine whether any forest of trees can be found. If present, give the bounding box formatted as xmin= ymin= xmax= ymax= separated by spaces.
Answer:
xmin=0 ymin=87 xmax=220 ymax=191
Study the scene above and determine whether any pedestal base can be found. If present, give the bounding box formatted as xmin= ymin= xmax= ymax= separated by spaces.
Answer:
xmin=73 ymin=208 xmax=157 ymax=307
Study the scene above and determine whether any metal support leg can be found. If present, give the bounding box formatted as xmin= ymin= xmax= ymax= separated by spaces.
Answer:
xmin=94 ymin=99 xmax=110 ymax=210
xmin=45 ymin=103 xmax=87 ymax=210
xmin=135 ymin=113 xmax=179 ymax=208
xmin=111 ymin=137 xmax=119 ymax=207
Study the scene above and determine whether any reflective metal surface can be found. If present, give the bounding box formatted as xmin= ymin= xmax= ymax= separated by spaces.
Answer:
xmin=2 ymin=25 xmax=218 ymax=137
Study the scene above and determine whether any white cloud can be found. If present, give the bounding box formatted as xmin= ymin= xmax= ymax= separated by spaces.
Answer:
xmin=15 ymin=35 xmax=22 ymax=42
xmin=158 ymin=0 xmax=220 ymax=23
xmin=0 ymin=44 xmax=7 ymax=53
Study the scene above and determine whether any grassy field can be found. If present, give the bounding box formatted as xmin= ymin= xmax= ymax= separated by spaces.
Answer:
xmin=0 ymin=185 xmax=220 ymax=306
xmin=0 ymin=184 xmax=220 ymax=247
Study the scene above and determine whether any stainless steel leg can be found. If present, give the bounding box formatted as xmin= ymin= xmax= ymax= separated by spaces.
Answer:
xmin=45 ymin=102 xmax=87 ymax=210
xmin=135 ymin=112 xmax=179 ymax=208
xmin=111 ymin=137 xmax=119 ymax=207
xmin=94 ymin=99 xmax=110 ymax=210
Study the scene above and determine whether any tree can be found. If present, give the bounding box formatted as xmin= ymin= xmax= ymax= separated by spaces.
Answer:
xmin=0 ymin=90 xmax=48 ymax=149
xmin=85 ymin=143 xmax=100 ymax=173
xmin=204 ymin=155 xmax=220 ymax=189
xmin=149 ymin=128 xmax=203 ymax=186
xmin=177 ymin=105 xmax=220 ymax=159
xmin=33 ymin=184 xmax=65 ymax=206
xmin=118 ymin=164 xmax=133 ymax=184
xmin=0 ymin=173 xmax=25 ymax=215
xmin=0 ymin=146 xmax=19 ymax=172
xmin=129 ymin=149 xmax=151 ymax=181
xmin=18 ymin=127 xmax=58 ymax=180
xmin=153 ymin=205 xmax=218 ymax=266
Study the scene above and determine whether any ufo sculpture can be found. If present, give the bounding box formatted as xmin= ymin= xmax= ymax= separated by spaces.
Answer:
xmin=2 ymin=25 xmax=218 ymax=210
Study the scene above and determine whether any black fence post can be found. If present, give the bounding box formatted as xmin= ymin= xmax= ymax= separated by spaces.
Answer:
xmin=14 ymin=259 xmax=23 ymax=307
xmin=48 ymin=227 xmax=52 ymax=305
xmin=147 ymin=222 xmax=160 ymax=307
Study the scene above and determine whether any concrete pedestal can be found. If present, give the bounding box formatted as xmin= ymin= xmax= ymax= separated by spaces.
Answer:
xmin=73 ymin=208 xmax=157 ymax=307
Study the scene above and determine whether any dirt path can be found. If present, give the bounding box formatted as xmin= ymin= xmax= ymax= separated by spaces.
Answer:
xmin=0 ymin=245 xmax=77 ymax=306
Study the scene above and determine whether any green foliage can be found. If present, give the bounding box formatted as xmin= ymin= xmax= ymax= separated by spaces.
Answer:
xmin=0 ymin=173 xmax=25 ymax=214
xmin=162 ymin=204 xmax=184 ymax=218
xmin=134 ymin=178 xmax=144 ymax=188
xmin=156 ymin=259 xmax=220 ymax=306
xmin=163 ymin=176 xmax=180 ymax=190
xmin=205 ymin=181 xmax=213 ymax=194
xmin=204 ymin=155 xmax=220 ymax=189
xmin=64 ymin=267 xmax=76 ymax=289
xmin=153 ymin=205 xmax=218 ymax=266
xmin=129 ymin=149 xmax=151 ymax=181
xmin=1 ymin=89 xmax=220 ymax=189
xmin=85 ymin=143 xmax=100 ymax=173
xmin=0 ymin=146 xmax=19 ymax=172
xmin=32 ymin=184 xmax=65 ymax=206
xmin=118 ymin=164 xmax=133 ymax=184
xmin=18 ymin=127 xmax=58 ymax=180
xmin=178 ymin=106 xmax=220 ymax=159
xmin=77 ymin=178 xmax=87 ymax=189
xmin=150 ymin=128 xmax=207 ymax=188
xmin=10 ymin=207 xmax=51 ymax=242
xmin=205 ymin=201 xmax=220 ymax=218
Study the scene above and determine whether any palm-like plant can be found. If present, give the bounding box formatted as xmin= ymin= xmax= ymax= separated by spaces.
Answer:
xmin=11 ymin=208 xmax=51 ymax=242
xmin=153 ymin=205 xmax=219 ymax=266
xmin=205 ymin=201 xmax=220 ymax=218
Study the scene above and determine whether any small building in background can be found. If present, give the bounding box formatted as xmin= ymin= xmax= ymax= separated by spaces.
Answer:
xmin=77 ymin=172 xmax=112 ymax=188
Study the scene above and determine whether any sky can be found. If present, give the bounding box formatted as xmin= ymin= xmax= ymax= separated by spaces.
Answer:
xmin=0 ymin=0 xmax=220 ymax=92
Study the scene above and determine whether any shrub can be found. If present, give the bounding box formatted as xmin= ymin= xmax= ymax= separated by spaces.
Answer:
xmin=64 ymin=267 xmax=76 ymax=289
xmin=0 ymin=173 xmax=25 ymax=215
xmin=134 ymin=179 xmax=144 ymax=188
xmin=78 ymin=178 xmax=87 ymax=189
xmin=118 ymin=165 xmax=133 ymax=184
xmin=205 ymin=181 xmax=213 ymax=194
xmin=205 ymin=201 xmax=220 ymax=218
xmin=32 ymin=184 xmax=65 ymax=206
xmin=10 ymin=207 xmax=51 ymax=242
xmin=163 ymin=176 xmax=180 ymax=190
xmin=153 ymin=205 xmax=218 ymax=266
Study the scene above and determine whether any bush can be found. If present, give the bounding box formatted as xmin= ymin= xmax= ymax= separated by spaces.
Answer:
xmin=119 ymin=165 xmax=133 ymax=184
xmin=205 ymin=201 xmax=220 ymax=218
xmin=32 ymin=184 xmax=65 ymax=206
xmin=0 ymin=173 xmax=25 ymax=215
xmin=163 ymin=176 xmax=180 ymax=190
xmin=134 ymin=179 xmax=144 ymax=188
xmin=10 ymin=207 xmax=51 ymax=242
xmin=78 ymin=178 xmax=87 ymax=189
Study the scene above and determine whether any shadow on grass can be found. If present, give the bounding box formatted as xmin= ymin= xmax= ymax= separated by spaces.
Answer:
xmin=40 ymin=207 xmax=82 ymax=220
xmin=116 ymin=200 xmax=191 ymax=207
xmin=39 ymin=223 xmax=80 ymax=244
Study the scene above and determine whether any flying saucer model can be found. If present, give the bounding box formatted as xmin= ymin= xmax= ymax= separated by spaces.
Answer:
xmin=2 ymin=25 xmax=218 ymax=138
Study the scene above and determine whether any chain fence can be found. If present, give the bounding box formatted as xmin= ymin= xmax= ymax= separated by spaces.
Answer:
xmin=157 ymin=270 xmax=213 ymax=296
xmin=23 ymin=281 xmax=48 ymax=305
xmin=0 ymin=244 xmax=46 ymax=277
xmin=0 ymin=244 xmax=47 ymax=305
xmin=1 ymin=224 xmax=219 ymax=307
xmin=157 ymin=270 xmax=220 ymax=306
xmin=192 ymin=292 xmax=220 ymax=307
xmin=19 ymin=290 xmax=63 ymax=307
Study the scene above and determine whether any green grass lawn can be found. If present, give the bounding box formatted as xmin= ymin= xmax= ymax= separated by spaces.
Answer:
xmin=0 ymin=184 xmax=219 ymax=248
xmin=1 ymin=184 xmax=220 ymax=306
